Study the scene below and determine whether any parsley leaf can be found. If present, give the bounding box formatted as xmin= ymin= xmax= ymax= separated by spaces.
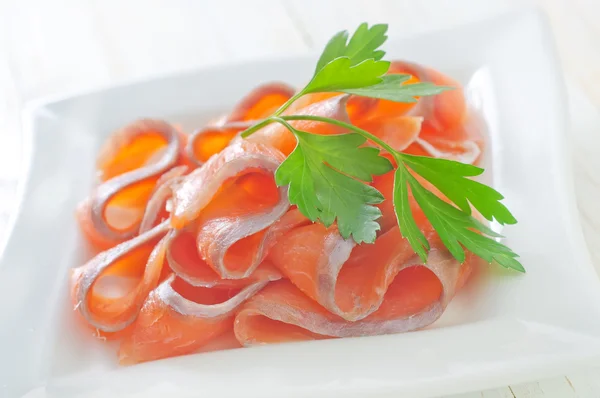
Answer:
xmin=340 ymin=75 xmax=453 ymax=102
xmin=273 ymin=145 xmax=322 ymax=222
xmin=274 ymin=122 xmax=392 ymax=244
xmin=405 ymin=171 xmax=523 ymax=272
xmin=305 ymin=58 xmax=390 ymax=94
xmin=315 ymin=23 xmax=388 ymax=72
xmin=401 ymin=154 xmax=517 ymax=224
xmin=393 ymin=166 xmax=430 ymax=262
xmin=304 ymin=23 xmax=391 ymax=95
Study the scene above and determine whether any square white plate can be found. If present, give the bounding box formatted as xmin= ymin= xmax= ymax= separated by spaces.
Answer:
xmin=2 ymin=8 xmax=600 ymax=398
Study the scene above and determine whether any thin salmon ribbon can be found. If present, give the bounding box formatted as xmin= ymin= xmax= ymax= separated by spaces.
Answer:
xmin=393 ymin=61 xmax=483 ymax=163
xmin=348 ymin=60 xmax=483 ymax=163
xmin=185 ymin=82 xmax=295 ymax=165
xmin=116 ymin=210 xmax=308 ymax=364
xmin=77 ymin=119 xmax=183 ymax=249
xmin=264 ymin=212 xmax=443 ymax=323
xmin=71 ymin=220 xmax=171 ymax=334
xmin=118 ymin=273 xmax=281 ymax=364
xmin=235 ymin=233 xmax=477 ymax=345
xmin=167 ymin=209 xmax=309 ymax=288
xmin=171 ymin=140 xmax=291 ymax=279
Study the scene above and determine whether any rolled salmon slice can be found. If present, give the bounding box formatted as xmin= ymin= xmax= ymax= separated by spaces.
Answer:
xmin=77 ymin=120 xmax=183 ymax=248
xmin=168 ymin=209 xmax=310 ymax=287
xmin=226 ymin=82 xmax=296 ymax=123
xmin=171 ymin=140 xmax=290 ymax=279
xmin=349 ymin=60 xmax=467 ymax=131
xmin=385 ymin=61 xmax=467 ymax=131
xmin=185 ymin=82 xmax=295 ymax=166
xmin=235 ymin=247 xmax=475 ymax=345
xmin=384 ymin=61 xmax=484 ymax=163
xmin=405 ymin=111 xmax=485 ymax=165
xmin=70 ymin=220 xmax=171 ymax=335
xmin=167 ymin=229 xmax=281 ymax=288
xmin=119 ymin=274 xmax=277 ymax=364
xmin=357 ymin=115 xmax=423 ymax=153
xmin=268 ymin=218 xmax=440 ymax=322
xmin=400 ymin=61 xmax=467 ymax=131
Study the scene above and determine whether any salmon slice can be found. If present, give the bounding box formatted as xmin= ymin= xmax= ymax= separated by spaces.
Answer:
xmin=168 ymin=209 xmax=310 ymax=287
xmin=247 ymin=94 xmax=351 ymax=156
xmin=235 ymin=246 xmax=475 ymax=345
xmin=357 ymin=115 xmax=423 ymax=153
xmin=404 ymin=62 xmax=466 ymax=131
xmin=119 ymin=274 xmax=276 ymax=364
xmin=171 ymin=140 xmax=290 ymax=278
xmin=383 ymin=61 xmax=484 ymax=163
xmin=349 ymin=61 xmax=471 ymax=148
xmin=405 ymin=111 xmax=485 ymax=164
xmin=387 ymin=60 xmax=467 ymax=131
xmin=185 ymin=83 xmax=295 ymax=166
xmin=71 ymin=221 xmax=171 ymax=334
xmin=77 ymin=120 xmax=183 ymax=248
xmin=194 ymin=330 xmax=243 ymax=353
xmin=167 ymin=229 xmax=281 ymax=288
xmin=268 ymin=215 xmax=438 ymax=321
xmin=226 ymin=82 xmax=296 ymax=122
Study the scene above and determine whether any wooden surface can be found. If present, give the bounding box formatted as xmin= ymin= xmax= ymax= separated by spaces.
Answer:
xmin=0 ymin=0 xmax=599 ymax=396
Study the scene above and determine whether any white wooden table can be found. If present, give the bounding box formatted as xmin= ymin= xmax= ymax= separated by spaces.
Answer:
xmin=1 ymin=0 xmax=599 ymax=396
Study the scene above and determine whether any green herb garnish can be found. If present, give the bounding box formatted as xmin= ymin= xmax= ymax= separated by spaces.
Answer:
xmin=241 ymin=23 xmax=524 ymax=272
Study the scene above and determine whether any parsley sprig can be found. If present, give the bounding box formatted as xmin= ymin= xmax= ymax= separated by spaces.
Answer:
xmin=241 ymin=23 xmax=524 ymax=272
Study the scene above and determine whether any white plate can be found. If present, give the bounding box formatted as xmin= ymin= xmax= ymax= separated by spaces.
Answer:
xmin=1 ymin=8 xmax=600 ymax=398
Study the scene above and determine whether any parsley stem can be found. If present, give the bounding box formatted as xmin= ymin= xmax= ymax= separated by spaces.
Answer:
xmin=272 ymin=90 xmax=306 ymax=117
xmin=239 ymin=118 xmax=274 ymax=138
xmin=240 ymin=90 xmax=305 ymax=138
xmin=279 ymin=115 xmax=402 ymax=161
xmin=271 ymin=117 xmax=298 ymax=133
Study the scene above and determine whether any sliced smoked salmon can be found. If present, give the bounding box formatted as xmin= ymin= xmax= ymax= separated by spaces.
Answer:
xmin=235 ymin=247 xmax=475 ymax=345
xmin=358 ymin=115 xmax=423 ymax=153
xmin=405 ymin=111 xmax=485 ymax=164
xmin=167 ymin=209 xmax=309 ymax=287
xmin=77 ymin=119 xmax=183 ymax=249
xmin=226 ymin=82 xmax=295 ymax=123
xmin=71 ymin=221 xmax=171 ymax=334
xmin=69 ymin=58 xmax=487 ymax=365
xmin=119 ymin=274 xmax=278 ymax=364
xmin=357 ymin=60 xmax=467 ymax=130
xmin=185 ymin=82 xmax=295 ymax=166
xmin=171 ymin=140 xmax=291 ymax=279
